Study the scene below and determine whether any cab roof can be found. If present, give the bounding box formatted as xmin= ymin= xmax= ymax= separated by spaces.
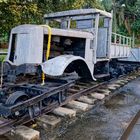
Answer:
xmin=44 ymin=9 xmax=112 ymax=20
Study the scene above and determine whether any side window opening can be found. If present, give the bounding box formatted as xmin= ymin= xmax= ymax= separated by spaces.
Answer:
xmin=9 ymin=34 xmax=17 ymax=62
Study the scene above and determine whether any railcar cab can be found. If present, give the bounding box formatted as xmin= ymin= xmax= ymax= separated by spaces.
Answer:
xmin=5 ymin=24 xmax=94 ymax=81
xmin=5 ymin=9 xmax=113 ymax=81
xmin=43 ymin=9 xmax=112 ymax=79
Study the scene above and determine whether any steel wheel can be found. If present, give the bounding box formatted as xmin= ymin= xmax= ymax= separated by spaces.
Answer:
xmin=6 ymin=91 xmax=29 ymax=119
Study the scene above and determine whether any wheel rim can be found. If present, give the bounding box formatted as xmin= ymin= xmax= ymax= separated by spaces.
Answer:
xmin=5 ymin=91 xmax=29 ymax=119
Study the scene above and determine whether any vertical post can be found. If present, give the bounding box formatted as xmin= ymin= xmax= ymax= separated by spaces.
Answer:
xmin=123 ymin=36 xmax=125 ymax=45
xmin=132 ymin=32 xmax=135 ymax=47
xmin=104 ymin=17 xmax=109 ymax=58
xmin=126 ymin=37 xmax=128 ymax=46
xmin=67 ymin=18 xmax=71 ymax=29
xmin=114 ymin=33 xmax=117 ymax=44
xmin=119 ymin=35 xmax=121 ymax=56
xmin=107 ymin=12 xmax=113 ymax=59
xmin=93 ymin=13 xmax=99 ymax=64
xmin=119 ymin=35 xmax=121 ymax=44
xmin=61 ymin=19 xmax=68 ymax=29
xmin=129 ymin=38 xmax=134 ymax=47
xmin=114 ymin=33 xmax=117 ymax=56
xmin=123 ymin=36 xmax=125 ymax=56
xmin=45 ymin=20 xmax=49 ymax=25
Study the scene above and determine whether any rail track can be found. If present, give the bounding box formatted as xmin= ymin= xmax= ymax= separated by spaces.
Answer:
xmin=120 ymin=110 xmax=140 ymax=140
xmin=0 ymin=71 xmax=139 ymax=137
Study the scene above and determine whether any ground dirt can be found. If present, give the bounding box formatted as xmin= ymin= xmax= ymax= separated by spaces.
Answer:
xmin=56 ymin=77 xmax=140 ymax=140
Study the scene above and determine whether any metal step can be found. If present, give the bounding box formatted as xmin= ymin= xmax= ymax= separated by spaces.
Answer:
xmin=94 ymin=74 xmax=110 ymax=79
xmin=97 ymin=58 xmax=110 ymax=62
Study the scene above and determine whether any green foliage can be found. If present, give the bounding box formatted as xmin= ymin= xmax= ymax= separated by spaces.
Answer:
xmin=101 ymin=0 xmax=112 ymax=11
xmin=0 ymin=0 xmax=103 ymax=36
xmin=49 ymin=0 xmax=103 ymax=11
xmin=0 ymin=0 xmax=139 ymax=45
xmin=0 ymin=1 xmax=43 ymax=35
xmin=0 ymin=55 xmax=6 ymax=62
xmin=102 ymin=0 xmax=140 ymax=44
xmin=131 ymin=20 xmax=140 ymax=37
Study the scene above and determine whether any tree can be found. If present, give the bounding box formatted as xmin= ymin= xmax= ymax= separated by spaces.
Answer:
xmin=125 ymin=0 xmax=140 ymax=37
xmin=0 ymin=0 xmax=43 ymax=36
xmin=102 ymin=0 xmax=140 ymax=37
xmin=1 ymin=0 xmax=139 ymax=45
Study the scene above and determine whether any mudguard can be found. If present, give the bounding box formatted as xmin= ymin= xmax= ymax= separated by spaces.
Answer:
xmin=41 ymin=55 xmax=94 ymax=80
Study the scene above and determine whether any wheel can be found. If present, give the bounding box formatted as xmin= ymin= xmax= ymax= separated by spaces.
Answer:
xmin=5 ymin=91 xmax=29 ymax=119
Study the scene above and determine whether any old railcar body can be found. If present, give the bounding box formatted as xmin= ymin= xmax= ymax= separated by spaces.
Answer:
xmin=0 ymin=9 xmax=135 ymax=121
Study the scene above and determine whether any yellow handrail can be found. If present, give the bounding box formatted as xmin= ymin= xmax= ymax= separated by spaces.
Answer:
xmin=41 ymin=25 xmax=52 ymax=85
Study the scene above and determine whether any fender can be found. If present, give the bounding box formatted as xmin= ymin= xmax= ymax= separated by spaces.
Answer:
xmin=41 ymin=55 xmax=95 ymax=80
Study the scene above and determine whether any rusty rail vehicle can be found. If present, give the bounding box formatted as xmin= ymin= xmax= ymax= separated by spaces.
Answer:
xmin=0 ymin=9 xmax=139 ymax=126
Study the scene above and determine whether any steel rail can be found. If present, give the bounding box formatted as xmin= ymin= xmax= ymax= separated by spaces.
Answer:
xmin=0 ymin=102 xmax=59 ymax=135
xmin=119 ymin=110 xmax=140 ymax=140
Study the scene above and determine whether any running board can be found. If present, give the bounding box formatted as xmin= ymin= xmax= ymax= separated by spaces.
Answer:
xmin=94 ymin=74 xmax=110 ymax=79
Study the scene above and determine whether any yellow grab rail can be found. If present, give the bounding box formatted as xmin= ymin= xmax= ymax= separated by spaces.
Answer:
xmin=41 ymin=25 xmax=52 ymax=85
